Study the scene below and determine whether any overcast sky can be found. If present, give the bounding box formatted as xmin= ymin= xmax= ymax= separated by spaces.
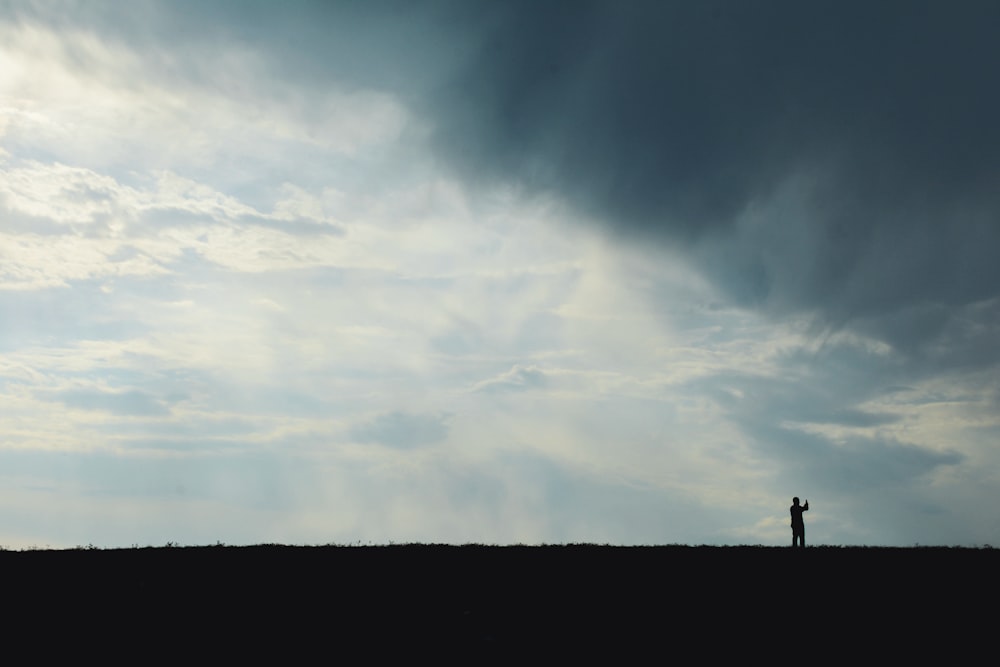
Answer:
xmin=1 ymin=0 xmax=997 ymax=548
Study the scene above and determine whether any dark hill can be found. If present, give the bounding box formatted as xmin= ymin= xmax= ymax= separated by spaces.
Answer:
xmin=5 ymin=544 xmax=993 ymax=660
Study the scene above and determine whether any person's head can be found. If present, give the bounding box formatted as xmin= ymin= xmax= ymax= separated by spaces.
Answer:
xmin=792 ymin=497 xmax=800 ymax=505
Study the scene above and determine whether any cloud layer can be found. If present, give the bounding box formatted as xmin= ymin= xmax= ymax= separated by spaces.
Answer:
xmin=0 ymin=2 xmax=996 ymax=548
xmin=429 ymin=2 xmax=1000 ymax=336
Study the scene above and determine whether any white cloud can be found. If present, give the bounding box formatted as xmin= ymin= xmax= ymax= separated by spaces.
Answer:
xmin=0 ymin=18 xmax=411 ymax=185
xmin=472 ymin=364 xmax=548 ymax=393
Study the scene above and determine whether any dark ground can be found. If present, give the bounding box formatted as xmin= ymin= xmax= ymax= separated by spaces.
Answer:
xmin=5 ymin=544 xmax=994 ymax=660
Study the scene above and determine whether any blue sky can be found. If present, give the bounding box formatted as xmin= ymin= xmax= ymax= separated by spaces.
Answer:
xmin=0 ymin=1 xmax=997 ymax=548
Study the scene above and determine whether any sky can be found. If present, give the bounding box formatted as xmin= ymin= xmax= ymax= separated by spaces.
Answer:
xmin=0 ymin=0 xmax=998 ymax=548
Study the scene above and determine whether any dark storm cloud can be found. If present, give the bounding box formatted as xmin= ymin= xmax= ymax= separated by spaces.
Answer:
xmin=427 ymin=1 xmax=1000 ymax=347
xmin=692 ymin=366 xmax=903 ymax=436
xmin=747 ymin=418 xmax=961 ymax=497
xmin=686 ymin=364 xmax=965 ymax=535
xmin=8 ymin=1 xmax=998 ymax=349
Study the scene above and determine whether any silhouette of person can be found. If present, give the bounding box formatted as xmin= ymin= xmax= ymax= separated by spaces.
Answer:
xmin=790 ymin=497 xmax=809 ymax=547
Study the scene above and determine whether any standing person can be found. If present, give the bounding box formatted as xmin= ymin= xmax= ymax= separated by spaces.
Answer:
xmin=790 ymin=497 xmax=809 ymax=547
